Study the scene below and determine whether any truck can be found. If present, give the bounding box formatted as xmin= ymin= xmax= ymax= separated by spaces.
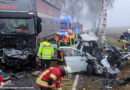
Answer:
xmin=0 ymin=0 xmax=61 ymax=69
xmin=71 ymin=22 xmax=83 ymax=30
xmin=60 ymin=18 xmax=71 ymax=33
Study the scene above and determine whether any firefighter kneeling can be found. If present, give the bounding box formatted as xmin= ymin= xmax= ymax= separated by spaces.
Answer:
xmin=36 ymin=66 xmax=72 ymax=90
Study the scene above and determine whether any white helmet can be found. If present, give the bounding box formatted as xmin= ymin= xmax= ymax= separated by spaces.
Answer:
xmin=64 ymin=66 xmax=72 ymax=74
xmin=60 ymin=66 xmax=72 ymax=75
xmin=65 ymin=32 xmax=68 ymax=36
xmin=68 ymin=30 xmax=72 ymax=34
xmin=56 ymin=32 xmax=59 ymax=35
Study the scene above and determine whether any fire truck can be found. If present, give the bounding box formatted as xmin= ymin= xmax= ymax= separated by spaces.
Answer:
xmin=71 ymin=22 xmax=83 ymax=30
xmin=60 ymin=18 xmax=71 ymax=33
xmin=0 ymin=0 xmax=61 ymax=69
xmin=60 ymin=19 xmax=82 ymax=34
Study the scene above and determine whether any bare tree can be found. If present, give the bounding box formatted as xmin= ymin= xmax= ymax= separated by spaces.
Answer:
xmin=85 ymin=0 xmax=115 ymax=31
xmin=61 ymin=0 xmax=86 ymax=22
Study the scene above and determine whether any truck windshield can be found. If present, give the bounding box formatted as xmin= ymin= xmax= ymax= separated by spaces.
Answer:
xmin=0 ymin=18 xmax=34 ymax=34
xmin=60 ymin=22 xmax=68 ymax=29
xmin=72 ymin=24 xmax=80 ymax=28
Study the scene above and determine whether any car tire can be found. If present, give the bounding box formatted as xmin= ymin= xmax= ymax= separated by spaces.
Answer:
xmin=86 ymin=64 xmax=93 ymax=76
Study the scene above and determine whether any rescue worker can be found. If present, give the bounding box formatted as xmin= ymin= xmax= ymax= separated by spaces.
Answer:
xmin=122 ymin=40 xmax=127 ymax=51
xmin=54 ymin=32 xmax=60 ymax=43
xmin=56 ymin=39 xmax=64 ymax=65
xmin=57 ymin=49 xmax=64 ymax=65
xmin=68 ymin=30 xmax=76 ymax=46
xmin=37 ymin=38 xmax=54 ymax=71
xmin=61 ymin=33 xmax=69 ymax=46
xmin=36 ymin=66 xmax=72 ymax=90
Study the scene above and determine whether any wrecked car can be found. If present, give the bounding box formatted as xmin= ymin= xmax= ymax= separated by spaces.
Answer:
xmin=75 ymin=32 xmax=129 ymax=76
xmin=60 ymin=47 xmax=87 ymax=73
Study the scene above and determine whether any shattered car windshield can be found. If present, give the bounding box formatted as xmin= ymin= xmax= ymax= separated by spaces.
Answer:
xmin=0 ymin=18 xmax=34 ymax=34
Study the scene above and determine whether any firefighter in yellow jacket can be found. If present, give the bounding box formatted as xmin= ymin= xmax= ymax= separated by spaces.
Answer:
xmin=37 ymin=38 xmax=54 ymax=70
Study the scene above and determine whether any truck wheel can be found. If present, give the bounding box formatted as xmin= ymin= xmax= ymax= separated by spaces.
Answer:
xmin=86 ymin=64 xmax=93 ymax=76
xmin=29 ymin=56 xmax=37 ymax=68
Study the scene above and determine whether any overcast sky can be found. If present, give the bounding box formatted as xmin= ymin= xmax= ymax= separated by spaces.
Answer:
xmin=107 ymin=0 xmax=130 ymax=27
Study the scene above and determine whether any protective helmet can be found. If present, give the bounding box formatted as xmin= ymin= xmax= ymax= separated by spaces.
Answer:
xmin=68 ymin=30 xmax=72 ymax=34
xmin=65 ymin=32 xmax=68 ymax=36
xmin=56 ymin=32 xmax=59 ymax=35
xmin=60 ymin=66 xmax=72 ymax=76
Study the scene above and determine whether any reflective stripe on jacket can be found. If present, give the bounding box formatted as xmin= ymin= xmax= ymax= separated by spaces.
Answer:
xmin=37 ymin=41 xmax=54 ymax=59
xmin=36 ymin=67 xmax=62 ymax=89
xmin=68 ymin=34 xmax=75 ymax=46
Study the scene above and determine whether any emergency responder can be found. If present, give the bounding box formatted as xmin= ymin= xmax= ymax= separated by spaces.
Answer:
xmin=122 ymin=40 xmax=127 ymax=51
xmin=36 ymin=66 xmax=72 ymax=90
xmin=61 ymin=33 xmax=69 ymax=46
xmin=68 ymin=30 xmax=76 ymax=46
xmin=57 ymin=49 xmax=64 ymax=65
xmin=54 ymin=32 xmax=60 ymax=43
xmin=37 ymin=38 xmax=54 ymax=71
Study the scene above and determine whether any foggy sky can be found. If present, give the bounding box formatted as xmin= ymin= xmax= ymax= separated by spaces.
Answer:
xmin=107 ymin=0 xmax=130 ymax=27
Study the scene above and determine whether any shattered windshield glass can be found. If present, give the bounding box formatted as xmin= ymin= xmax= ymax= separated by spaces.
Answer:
xmin=0 ymin=18 xmax=34 ymax=34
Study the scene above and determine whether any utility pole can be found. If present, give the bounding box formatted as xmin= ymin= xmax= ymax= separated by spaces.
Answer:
xmin=101 ymin=0 xmax=108 ymax=49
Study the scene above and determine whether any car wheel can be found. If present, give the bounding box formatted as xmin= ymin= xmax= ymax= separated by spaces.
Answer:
xmin=86 ymin=64 xmax=93 ymax=76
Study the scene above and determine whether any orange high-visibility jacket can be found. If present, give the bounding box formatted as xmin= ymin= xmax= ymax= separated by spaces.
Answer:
xmin=36 ymin=67 xmax=62 ymax=90
xmin=122 ymin=42 xmax=126 ymax=46
xmin=55 ymin=35 xmax=59 ymax=41
xmin=68 ymin=34 xmax=74 ymax=38
xmin=61 ymin=37 xmax=69 ymax=43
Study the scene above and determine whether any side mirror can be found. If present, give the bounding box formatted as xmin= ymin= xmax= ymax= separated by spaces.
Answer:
xmin=37 ymin=17 xmax=42 ymax=24
xmin=37 ymin=24 xmax=42 ymax=33
xmin=37 ymin=17 xmax=42 ymax=34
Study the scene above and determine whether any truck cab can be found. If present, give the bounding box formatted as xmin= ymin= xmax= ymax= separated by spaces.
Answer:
xmin=0 ymin=0 xmax=42 ymax=69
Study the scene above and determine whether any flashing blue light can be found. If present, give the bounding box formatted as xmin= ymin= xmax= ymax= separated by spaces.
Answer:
xmin=74 ymin=28 xmax=79 ymax=34
xmin=64 ymin=18 xmax=69 ymax=22
xmin=59 ymin=30 xmax=65 ymax=36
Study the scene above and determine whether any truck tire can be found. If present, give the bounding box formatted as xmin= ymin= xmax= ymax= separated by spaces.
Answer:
xmin=29 ymin=56 xmax=37 ymax=68
xmin=86 ymin=64 xmax=93 ymax=76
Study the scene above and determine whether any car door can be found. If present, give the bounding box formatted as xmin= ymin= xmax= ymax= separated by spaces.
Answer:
xmin=61 ymin=47 xmax=87 ymax=73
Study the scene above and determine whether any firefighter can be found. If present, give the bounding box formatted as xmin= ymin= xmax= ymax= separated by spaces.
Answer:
xmin=68 ymin=30 xmax=75 ymax=46
xmin=54 ymin=32 xmax=60 ymax=43
xmin=57 ymin=49 xmax=64 ymax=65
xmin=61 ymin=33 xmax=69 ymax=46
xmin=56 ymin=40 xmax=64 ymax=65
xmin=36 ymin=66 xmax=72 ymax=90
xmin=122 ymin=39 xmax=127 ymax=51
xmin=37 ymin=38 xmax=54 ymax=71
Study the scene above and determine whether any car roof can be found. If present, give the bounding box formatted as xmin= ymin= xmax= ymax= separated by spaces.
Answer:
xmin=80 ymin=32 xmax=98 ymax=41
